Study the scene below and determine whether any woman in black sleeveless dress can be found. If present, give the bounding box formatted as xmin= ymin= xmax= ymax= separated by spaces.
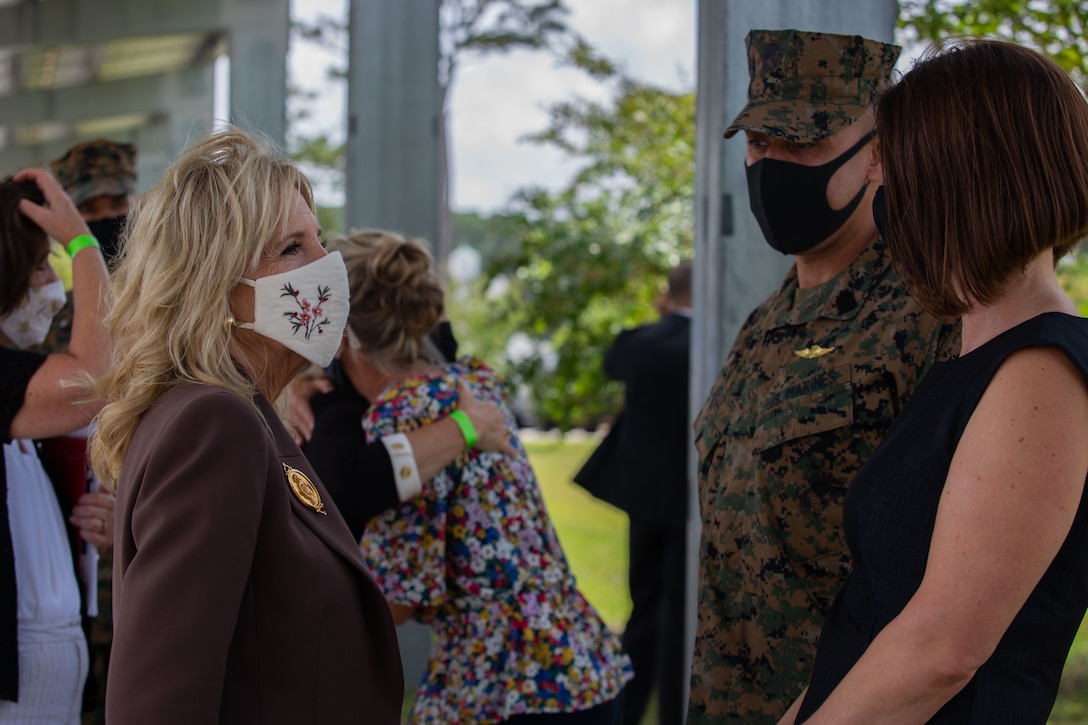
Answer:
xmin=782 ymin=39 xmax=1088 ymax=724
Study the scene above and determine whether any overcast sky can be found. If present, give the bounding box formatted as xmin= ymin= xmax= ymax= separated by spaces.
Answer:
xmin=289 ymin=0 xmax=697 ymax=215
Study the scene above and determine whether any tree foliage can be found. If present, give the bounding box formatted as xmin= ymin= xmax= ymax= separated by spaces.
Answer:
xmin=288 ymin=1 xmax=604 ymax=262
xmin=286 ymin=2 xmax=603 ymax=157
xmin=1058 ymin=255 xmax=1088 ymax=317
xmin=438 ymin=1 xmax=613 ymax=87
xmin=471 ymin=74 xmax=695 ymax=428
xmin=451 ymin=211 xmax=520 ymax=263
xmin=292 ymin=1 xmax=585 ymax=90
xmin=899 ymin=0 xmax=1088 ymax=312
xmin=899 ymin=0 xmax=1088 ymax=89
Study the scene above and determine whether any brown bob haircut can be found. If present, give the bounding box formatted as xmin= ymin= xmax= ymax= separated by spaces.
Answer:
xmin=876 ymin=38 xmax=1088 ymax=319
xmin=0 ymin=176 xmax=48 ymax=316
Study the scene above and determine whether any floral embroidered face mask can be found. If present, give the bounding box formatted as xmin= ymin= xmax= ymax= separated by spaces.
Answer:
xmin=0 ymin=279 xmax=66 ymax=349
xmin=237 ymin=251 xmax=349 ymax=368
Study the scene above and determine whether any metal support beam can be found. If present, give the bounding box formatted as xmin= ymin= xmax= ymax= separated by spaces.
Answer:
xmin=0 ymin=67 xmax=212 ymax=128
xmin=0 ymin=65 xmax=214 ymax=186
xmin=345 ymin=0 xmax=441 ymax=249
xmin=0 ymin=0 xmax=287 ymax=166
xmin=0 ymin=0 xmax=223 ymax=46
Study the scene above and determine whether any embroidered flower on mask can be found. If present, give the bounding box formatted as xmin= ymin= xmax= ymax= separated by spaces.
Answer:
xmin=280 ymin=282 xmax=332 ymax=339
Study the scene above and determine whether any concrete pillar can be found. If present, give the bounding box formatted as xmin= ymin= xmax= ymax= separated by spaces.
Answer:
xmin=345 ymin=0 xmax=442 ymax=693
xmin=344 ymin=0 xmax=441 ymax=250
xmin=221 ymin=0 xmax=290 ymax=144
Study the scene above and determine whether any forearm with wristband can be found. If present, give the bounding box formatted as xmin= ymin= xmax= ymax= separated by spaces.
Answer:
xmin=66 ymin=234 xmax=100 ymax=258
xmin=449 ymin=409 xmax=478 ymax=449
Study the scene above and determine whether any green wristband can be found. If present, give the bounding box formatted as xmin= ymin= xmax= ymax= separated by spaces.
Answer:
xmin=66 ymin=234 xmax=100 ymax=258
xmin=449 ymin=409 xmax=478 ymax=449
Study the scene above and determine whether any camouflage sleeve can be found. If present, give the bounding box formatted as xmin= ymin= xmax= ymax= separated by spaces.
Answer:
xmin=934 ymin=320 xmax=962 ymax=363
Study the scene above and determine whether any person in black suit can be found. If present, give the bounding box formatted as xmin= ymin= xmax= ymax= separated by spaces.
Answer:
xmin=575 ymin=261 xmax=693 ymax=725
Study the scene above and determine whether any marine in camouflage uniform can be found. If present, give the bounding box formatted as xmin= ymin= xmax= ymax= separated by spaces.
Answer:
xmin=39 ymin=138 xmax=137 ymax=356
xmin=687 ymin=30 xmax=960 ymax=723
xmin=51 ymin=139 xmax=138 ymax=214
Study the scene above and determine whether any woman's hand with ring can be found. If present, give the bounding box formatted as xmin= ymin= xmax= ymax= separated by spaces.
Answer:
xmin=70 ymin=490 xmax=116 ymax=552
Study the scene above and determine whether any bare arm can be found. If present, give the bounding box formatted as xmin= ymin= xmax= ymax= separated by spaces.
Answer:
xmin=802 ymin=347 xmax=1088 ymax=723
xmin=778 ymin=688 xmax=806 ymax=725
xmin=10 ymin=167 xmax=110 ymax=439
xmin=406 ymin=386 xmax=516 ymax=482
xmin=305 ymin=380 xmax=516 ymax=537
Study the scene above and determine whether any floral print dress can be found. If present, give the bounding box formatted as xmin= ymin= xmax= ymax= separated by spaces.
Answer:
xmin=361 ymin=358 xmax=632 ymax=724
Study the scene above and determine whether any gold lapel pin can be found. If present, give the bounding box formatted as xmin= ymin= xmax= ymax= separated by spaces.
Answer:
xmin=282 ymin=463 xmax=327 ymax=515
xmin=794 ymin=345 xmax=836 ymax=359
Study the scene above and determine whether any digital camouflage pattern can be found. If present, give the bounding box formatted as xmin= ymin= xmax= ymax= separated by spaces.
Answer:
xmin=724 ymin=29 xmax=900 ymax=143
xmin=688 ymin=239 xmax=960 ymax=724
xmin=50 ymin=139 xmax=137 ymax=207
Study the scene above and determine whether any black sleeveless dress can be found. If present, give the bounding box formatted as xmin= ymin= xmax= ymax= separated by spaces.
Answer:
xmin=797 ymin=312 xmax=1088 ymax=723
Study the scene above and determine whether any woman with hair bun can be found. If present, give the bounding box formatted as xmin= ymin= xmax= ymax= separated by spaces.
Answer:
xmin=329 ymin=229 xmax=632 ymax=724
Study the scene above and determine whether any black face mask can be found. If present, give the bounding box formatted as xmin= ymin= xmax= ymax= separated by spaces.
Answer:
xmin=746 ymin=131 xmax=874 ymax=255
xmin=86 ymin=214 xmax=126 ymax=266
xmin=872 ymin=185 xmax=890 ymax=243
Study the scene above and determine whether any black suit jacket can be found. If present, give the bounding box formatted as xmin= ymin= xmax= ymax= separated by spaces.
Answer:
xmin=576 ymin=313 xmax=692 ymax=526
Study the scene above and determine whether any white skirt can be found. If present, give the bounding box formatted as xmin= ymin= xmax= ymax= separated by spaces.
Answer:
xmin=0 ymin=622 xmax=88 ymax=725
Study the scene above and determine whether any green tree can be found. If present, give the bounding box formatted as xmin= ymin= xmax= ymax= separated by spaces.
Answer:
xmin=1059 ymin=256 xmax=1088 ymax=317
xmin=899 ymin=0 xmax=1088 ymax=88
xmin=452 ymin=210 xmax=520 ymax=264
xmin=444 ymin=211 xmax=525 ymax=397
xmin=478 ymin=74 xmax=695 ymax=428
xmin=899 ymin=0 xmax=1088 ymax=312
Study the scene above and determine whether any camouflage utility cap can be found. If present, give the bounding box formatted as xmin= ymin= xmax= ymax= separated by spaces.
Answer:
xmin=725 ymin=29 xmax=900 ymax=143
xmin=50 ymin=139 xmax=137 ymax=207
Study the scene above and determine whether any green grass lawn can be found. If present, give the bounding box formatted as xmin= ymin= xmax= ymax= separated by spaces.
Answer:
xmin=526 ymin=438 xmax=632 ymax=629
xmin=1052 ymin=622 xmax=1088 ymax=724
xmin=526 ymin=438 xmax=1088 ymax=725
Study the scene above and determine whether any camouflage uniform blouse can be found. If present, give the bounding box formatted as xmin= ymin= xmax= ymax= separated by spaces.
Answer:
xmin=687 ymin=238 xmax=959 ymax=724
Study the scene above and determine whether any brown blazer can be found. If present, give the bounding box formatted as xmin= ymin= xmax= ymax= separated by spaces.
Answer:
xmin=106 ymin=383 xmax=403 ymax=724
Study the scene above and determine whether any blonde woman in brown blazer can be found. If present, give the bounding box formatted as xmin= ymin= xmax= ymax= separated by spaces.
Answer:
xmin=89 ymin=128 xmax=403 ymax=724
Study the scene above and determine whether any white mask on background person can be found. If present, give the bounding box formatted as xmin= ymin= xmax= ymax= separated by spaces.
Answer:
xmin=237 ymin=251 xmax=350 ymax=369
xmin=0 ymin=279 xmax=66 ymax=349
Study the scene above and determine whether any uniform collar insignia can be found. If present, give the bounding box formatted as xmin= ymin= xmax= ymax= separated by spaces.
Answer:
xmin=794 ymin=345 xmax=836 ymax=359
xmin=283 ymin=463 xmax=327 ymax=515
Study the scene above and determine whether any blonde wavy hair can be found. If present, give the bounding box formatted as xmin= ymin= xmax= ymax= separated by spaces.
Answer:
xmin=332 ymin=229 xmax=445 ymax=369
xmin=89 ymin=127 xmax=314 ymax=489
